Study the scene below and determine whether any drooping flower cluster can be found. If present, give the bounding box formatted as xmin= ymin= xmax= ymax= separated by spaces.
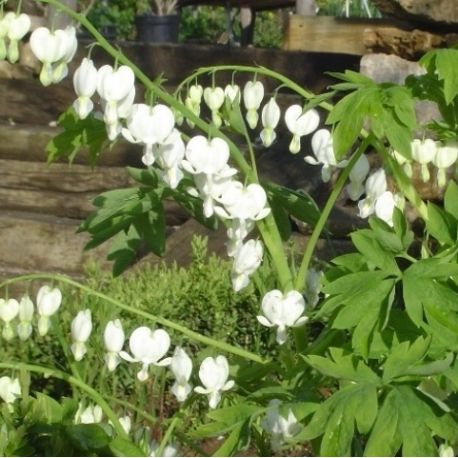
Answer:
xmin=392 ymin=139 xmax=458 ymax=188
xmin=0 ymin=286 xmax=62 ymax=341
xmin=30 ymin=25 xmax=77 ymax=86
xmin=0 ymin=11 xmax=31 ymax=63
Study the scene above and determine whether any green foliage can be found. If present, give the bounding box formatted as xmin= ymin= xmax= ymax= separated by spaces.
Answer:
xmin=327 ymin=70 xmax=416 ymax=158
xmin=0 ymin=394 xmax=142 ymax=457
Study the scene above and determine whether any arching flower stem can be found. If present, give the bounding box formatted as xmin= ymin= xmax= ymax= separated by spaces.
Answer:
xmin=0 ymin=274 xmax=267 ymax=365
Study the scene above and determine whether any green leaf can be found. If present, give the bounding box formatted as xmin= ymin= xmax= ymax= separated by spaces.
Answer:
xmin=207 ymin=404 xmax=261 ymax=425
xmin=127 ymin=167 xmax=159 ymax=187
xmin=107 ymin=225 xmax=141 ymax=276
xmin=351 ymin=229 xmax=400 ymax=273
xmin=268 ymin=195 xmax=292 ymax=241
xmin=368 ymin=217 xmax=404 ymax=253
xmin=64 ymin=424 xmax=111 ymax=452
xmin=426 ymin=202 xmax=457 ymax=245
xmin=109 ymin=436 xmax=147 ymax=457
xmin=434 ymin=49 xmax=458 ymax=105
xmin=264 ymin=182 xmax=320 ymax=227
xmin=444 ymin=180 xmax=458 ymax=219
xmin=171 ymin=191 xmax=218 ymax=231
xmin=382 ymin=336 xmax=430 ymax=382
xmin=28 ymin=394 xmax=63 ymax=424
xmin=134 ymin=204 xmax=166 ymax=256
xmin=305 ymin=348 xmax=379 ymax=383
xmin=46 ymin=110 xmax=108 ymax=166
xmin=212 ymin=419 xmax=251 ymax=457
xmin=364 ymin=390 xmax=401 ymax=456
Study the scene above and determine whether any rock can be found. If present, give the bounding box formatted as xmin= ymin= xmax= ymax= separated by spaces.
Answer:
xmin=360 ymin=53 xmax=425 ymax=84
xmin=372 ymin=0 xmax=458 ymax=29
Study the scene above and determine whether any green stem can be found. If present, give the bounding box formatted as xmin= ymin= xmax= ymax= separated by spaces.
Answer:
xmin=157 ymin=416 xmax=180 ymax=457
xmin=0 ymin=274 xmax=266 ymax=364
xmin=176 ymin=65 xmax=333 ymax=113
xmin=0 ymin=361 xmax=128 ymax=439
xmin=294 ymin=137 xmax=371 ymax=291
xmin=373 ymin=138 xmax=428 ymax=221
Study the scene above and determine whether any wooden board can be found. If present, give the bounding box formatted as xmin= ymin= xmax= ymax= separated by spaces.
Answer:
xmin=0 ymin=125 xmax=143 ymax=167
xmin=0 ymin=210 xmax=109 ymax=274
xmin=284 ymin=15 xmax=410 ymax=55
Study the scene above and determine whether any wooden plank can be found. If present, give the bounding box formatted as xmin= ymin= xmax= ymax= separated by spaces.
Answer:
xmin=0 ymin=125 xmax=143 ymax=166
xmin=0 ymin=210 xmax=110 ymax=274
xmin=179 ymin=0 xmax=295 ymax=10
xmin=284 ymin=15 xmax=409 ymax=55
xmin=0 ymin=159 xmax=133 ymax=193
xmin=0 ymin=186 xmax=190 ymax=223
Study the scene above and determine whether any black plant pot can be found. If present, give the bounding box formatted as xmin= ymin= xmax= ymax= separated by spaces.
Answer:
xmin=135 ymin=14 xmax=179 ymax=43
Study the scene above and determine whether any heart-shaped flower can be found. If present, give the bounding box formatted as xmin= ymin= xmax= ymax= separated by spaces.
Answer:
xmin=170 ymin=347 xmax=193 ymax=402
xmin=260 ymin=97 xmax=281 ymax=147
xmin=257 ymin=290 xmax=308 ymax=345
xmin=182 ymin=136 xmax=230 ymax=176
xmin=412 ymin=138 xmax=437 ymax=182
xmin=216 ymin=182 xmax=270 ymax=221
xmin=357 ymin=168 xmax=387 ymax=219
xmin=73 ymin=58 xmax=98 ymax=119
xmin=433 ymin=142 xmax=458 ymax=188
xmin=104 ymin=319 xmax=125 ymax=371
xmin=346 ymin=154 xmax=370 ymax=201
xmin=70 ymin=309 xmax=93 ymax=361
xmin=194 ymin=355 xmax=234 ymax=409
xmin=0 ymin=376 xmax=21 ymax=405
xmin=225 ymin=84 xmax=241 ymax=104
xmin=231 ymin=239 xmax=263 ymax=292
xmin=285 ymin=105 xmax=320 ymax=154
xmin=97 ymin=64 xmax=135 ymax=103
xmin=243 ymin=81 xmax=265 ymax=129
xmin=120 ymin=326 xmax=171 ymax=381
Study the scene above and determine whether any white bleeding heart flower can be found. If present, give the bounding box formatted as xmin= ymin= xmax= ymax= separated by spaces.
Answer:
xmin=182 ymin=136 xmax=230 ymax=176
xmin=17 ymin=295 xmax=34 ymax=341
xmin=122 ymin=103 xmax=175 ymax=163
xmin=149 ymin=441 xmax=179 ymax=457
xmin=118 ymin=415 xmax=132 ymax=434
xmin=346 ymin=154 xmax=370 ymax=201
xmin=97 ymin=65 xmax=135 ymax=136
xmin=357 ymin=168 xmax=387 ymax=219
xmin=194 ymin=355 xmax=234 ymax=409
xmin=439 ymin=444 xmax=454 ymax=457
xmin=170 ymin=347 xmax=193 ymax=403
xmin=70 ymin=309 xmax=92 ymax=361
xmin=51 ymin=26 xmax=77 ymax=83
xmin=231 ymin=239 xmax=263 ymax=292
xmin=155 ymin=131 xmax=186 ymax=189
xmin=243 ymin=81 xmax=264 ymax=129
xmin=30 ymin=26 xmax=75 ymax=85
xmin=97 ymin=64 xmax=135 ymax=103
xmin=374 ymin=191 xmax=396 ymax=227
xmin=36 ymin=285 xmax=62 ymax=336
xmin=185 ymin=84 xmax=203 ymax=127
xmin=226 ymin=218 xmax=256 ymax=257
xmin=224 ymin=84 xmax=241 ymax=104
xmin=5 ymin=12 xmax=30 ymax=63
xmin=285 ymin=105 xmax=320 ymax=154
xmin=305 ymin=129 xmax=348 ymax=182
xmin=73 ymin=58 xmax=98 ymax=119
xmin=215 ymin=182 xmax=271 ymax=221
xmin=30 ymin=26 xmax=77 ymax=85
xmin=0 ymin=298 xmax=19 ymax=340
xmin=260 ymin=97 xmax=281 ymax=147
xmin=433 ymin=142 xmax=458 ymax=188
xmin=194 ymin=170 xmax=236 ymax=218
xmin=257 ymin=290 xmax=308 ymax=345
xmin=0 ymin=376 xmax=21 ymax=405
xmin=411 ymin=138 xmax=437 ymax=182
xmin=104 ymin=319 xmax=125 ymax=372
xmin=120 ymin=327 xmax=172 ymax=381
xmin=204 ymin=87 xmax=225 ymax=127
xmin=74 ymin=403 xmax=103 ymax=424
xmin=0 ymin=13 xmax=13 ymax=60
xmin=261 ymin=399 xmax=301 ymax=452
